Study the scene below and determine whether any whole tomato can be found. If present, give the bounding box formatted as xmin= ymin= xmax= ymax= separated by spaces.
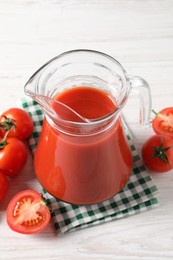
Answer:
xmin=0 ymin=108 xmax=34 ymax=140
xmin=0 ymin=135 xmax=27 ymax=176
xmin=0 ymin=171 xmax=8 ymax=201
xmin=142 ymin=134 xmax=173 ymax=172
xmin=152 ymin=107 xmax=173 ymax=138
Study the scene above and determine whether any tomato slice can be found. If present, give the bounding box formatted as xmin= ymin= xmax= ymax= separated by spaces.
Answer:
xmin=6 ymin=190 xmax=51 ymax=234
xmin=152 ymin=107 xmax=173 ymax=138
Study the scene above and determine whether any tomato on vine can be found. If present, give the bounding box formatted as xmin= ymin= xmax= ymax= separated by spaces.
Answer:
xmin=142 ymin=134 xmax=173 ymax=172
xmin=6 ymin=190 xmax=51 ymax=234
xmin=0 ymin=108 xmax=34 ymax=140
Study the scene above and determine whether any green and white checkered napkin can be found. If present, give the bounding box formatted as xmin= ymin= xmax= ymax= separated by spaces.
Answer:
xmin=18 ymin=97 xmax=159 ymax=236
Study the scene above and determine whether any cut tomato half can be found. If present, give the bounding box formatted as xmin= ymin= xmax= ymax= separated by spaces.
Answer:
xmin=152 ymin=107 xmax=173 ymax=138
xmin=6 ymin=190 xmax=51 ymax=234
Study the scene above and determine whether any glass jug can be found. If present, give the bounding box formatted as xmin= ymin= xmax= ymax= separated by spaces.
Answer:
xmin=24 ymin=49 xmax=151 ymax=205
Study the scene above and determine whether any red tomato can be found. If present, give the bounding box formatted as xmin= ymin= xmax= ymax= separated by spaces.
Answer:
xmin=0 ymin=171 xmax=8 ymax=201
xmin=0 ymin=108 xmax=34 ymax=140
xmin=142 ymin=135 xmax=173 ymax=172
xmin=152 ymin=107 xmax=173 ymax=138
xmin=6 ymin=190 xmax=51 ymax=234
xmin=0 ymin=136 xmax=27 ymax=176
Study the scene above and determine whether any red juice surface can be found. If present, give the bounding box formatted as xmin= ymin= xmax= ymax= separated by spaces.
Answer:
xmin=55 ymin=87 xmax=116 ymax=120
xmin=34 ymin=87 xmax=133 ymax=204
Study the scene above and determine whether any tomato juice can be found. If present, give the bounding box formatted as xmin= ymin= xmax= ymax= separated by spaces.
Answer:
xmin=34 ymin=86 xmax=132 ymax=204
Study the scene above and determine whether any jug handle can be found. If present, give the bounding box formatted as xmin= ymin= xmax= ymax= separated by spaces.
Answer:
xmin=129 ymin=76 xmax=152 ymax=127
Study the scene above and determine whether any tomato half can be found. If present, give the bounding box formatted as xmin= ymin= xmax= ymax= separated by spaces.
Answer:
xmin=152 ymin=107 xmax=173 ymax=138
xmin=0 ymin=108 xmax=34 ymax=140
xmin=6 ymin=190 xmax=51 ymax=234
xmin=0 ymin=171 xmax=8 ymax=201
xmin=142 ymin=134 xmax=173 ymax=172
xmin=0 ymin=136 xmax=27 ymax=176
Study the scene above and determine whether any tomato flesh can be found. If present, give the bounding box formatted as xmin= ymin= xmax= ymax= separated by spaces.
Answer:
xmin=6 ymin=190 xmax=50 ymax=234
xmin=152 ymin=107 xmax=173 ymax=138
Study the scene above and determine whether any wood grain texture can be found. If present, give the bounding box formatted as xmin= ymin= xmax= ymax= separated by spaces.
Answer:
xmin=0 ymin=1 xmax=173 ymax=259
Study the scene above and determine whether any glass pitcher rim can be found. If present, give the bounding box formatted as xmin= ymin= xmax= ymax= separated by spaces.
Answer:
xmin=24 ymin=49 xmax=131 ymax=127
xmin=26 ymin=49 xmax=128 ymax=81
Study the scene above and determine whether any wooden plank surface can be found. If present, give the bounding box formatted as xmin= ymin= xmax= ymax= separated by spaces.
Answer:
xmin=0 ymin=1 xmax=173 ymax=259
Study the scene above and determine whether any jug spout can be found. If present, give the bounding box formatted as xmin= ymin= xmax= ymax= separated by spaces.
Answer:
xmin=24 ymin=69 xmax=40 ymax=98
xmin=24 ymin=76 xmax=90 ymax=123
xmin=24 ymin=74 xmax=52 ymax=117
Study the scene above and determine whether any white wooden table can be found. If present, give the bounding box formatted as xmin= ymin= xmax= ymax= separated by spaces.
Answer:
xmin=0 ymin=1 xmax=173 ymax=259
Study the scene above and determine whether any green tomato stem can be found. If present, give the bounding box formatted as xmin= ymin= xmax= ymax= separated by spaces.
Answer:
xmin=152 ymin=137 xmax=173 ymax=164
xmin=152 ymin=109 xmax=159 ymax=116
xmin=0 ymin=116 xmax=15 ymax=131
xmin=0 ymin=130 xmax=10 ymax=149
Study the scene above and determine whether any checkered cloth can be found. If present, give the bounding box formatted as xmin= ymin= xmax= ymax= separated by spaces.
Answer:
xmin=17 ymin=97 xmax=159 ymax=236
